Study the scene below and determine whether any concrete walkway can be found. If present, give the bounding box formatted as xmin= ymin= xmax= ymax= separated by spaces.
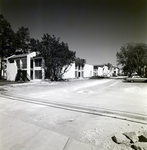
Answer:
xmin=0 ymin=109 xmax=99 ymax=150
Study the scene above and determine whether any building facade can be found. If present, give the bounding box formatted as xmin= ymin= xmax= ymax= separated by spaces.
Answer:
xmin=7 ymin=52 xmax=44 ymax=81
xmin=93 ymin=65 xmax=110 ymax=77
xmin=7 ymin=52 xmax=93 ymax=81
xmin=62 ymin=63 xmax=93 ymax=79
xmin=6 ymin=52 xmax=121 ymax=81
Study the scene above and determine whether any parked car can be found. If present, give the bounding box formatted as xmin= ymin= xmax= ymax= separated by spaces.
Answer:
xmin=124 ymin=76 xmax=147 ymax=82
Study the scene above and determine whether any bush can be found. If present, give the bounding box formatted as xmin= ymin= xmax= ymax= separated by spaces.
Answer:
xmin=89 ymin=76 xmax=104 ymax=79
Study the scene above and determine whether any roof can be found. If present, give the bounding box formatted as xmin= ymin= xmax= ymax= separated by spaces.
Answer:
xmin=93 ymin=65 xmax=105 ymax=68
xmin=32 ymin=54 xmax=43 ymax=59
xmin=8 ymin=54 xmax=28 ymax=60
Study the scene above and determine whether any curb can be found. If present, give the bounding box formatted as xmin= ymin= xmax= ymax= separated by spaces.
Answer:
xmin=1 ymin=92 xmax=147 ymax=125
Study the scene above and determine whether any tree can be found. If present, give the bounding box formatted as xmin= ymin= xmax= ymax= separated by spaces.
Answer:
xmin=0 ymin=14 xmax=15 ymax=78
xmin=15 ymin=26 xmax=30 ymax=54
xmin=106 ymin=63 xmax=112 ymax=70
xmin=29 ymin=38 xmax=41 ymax=52
xmin=38 ymin=34 xmax=76 ymax=81
xmin=116 ymin=43 xmax=147 ymax=76
xmin=75 ymin=57 xmax=86 ymax=68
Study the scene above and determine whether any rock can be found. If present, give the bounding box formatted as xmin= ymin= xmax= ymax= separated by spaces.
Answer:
xmin=112 ymin=133 xmax=131 ymax=144
xmin=123 ymin=132 xmax=139 ymax=143
xmin=131 ymin=142 xmax=147 ymax=150
xmin=140 ymin=131 xmax=147 ymax=142
xmin=137 ymin=130 xmax=147 ymax=142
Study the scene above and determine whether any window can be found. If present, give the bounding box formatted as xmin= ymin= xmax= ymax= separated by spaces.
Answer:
xmin=35 ymin=58 xmax=42 ymax=67
xmin=75 ymin=65 xmax=77 ymax=70
xmin=35 ymin=70 xmax=42 ymax=79
xmin=30 ymin=70 xmax=33 ymax=80
xmin=75 ymin=71 xmax=77 ymax=78
xmin=78 ymin=72 xmax=80 ymax=77
xmin=31 ymin=60 xmax=33 ymax=68
xmin=21 ymin=58 xmax=27 ymax=69
xmin=16 ymin=59 xmax=20 ymax=68
xmin=9 ymin=59 xmax=14 ymax=63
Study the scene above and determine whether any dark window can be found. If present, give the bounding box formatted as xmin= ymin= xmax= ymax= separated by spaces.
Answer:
xmin=35 ymin=58 xmax=42 ymax=67
xmin=35 ymin=70 xmax=42 ymax=79
xmin=78 ymin=72 xmax=80 ymax=77
xmin=9 ymin=59 xmax=14 ymax=63
xmin=75 ymin=71 xmax=77 ymax=78
xmin=16 ymin=59 xmax=20 ymax=68
xmin=30 ymin=70 xmax=33 ymax=80
xmin=75 ymin=65 xmax=77 ymax=70
xmin=21 ymin=58 xmax=27 ymax=68
xmin=31 ymin=60 xmax=33 ymax=68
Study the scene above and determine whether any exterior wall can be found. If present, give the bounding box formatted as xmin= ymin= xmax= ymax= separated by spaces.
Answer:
xmin=84 ymin=64 xmax=93 ymax=77
xmin=118 ymin=68 xmax=123 ymax=75
xmin=6 ymin=52 xmax=37 ymax=81
xmin=98 ymin=67 xmax=103 ymax=76
xmin=115 ymin=68 xmax=119 ymax=75
xmin=27 ymin=52 xmax=36 ymax=78
xmin=33 ymin=57 xmax=45 ymax=80
xmin=0 ymin=58 xmax=7 ymax=79
xmin=7 ymin=60 xmax=17 ymax=81
xmin=112 ymin=67 xmax=119 ymax=76
xmin=109 ymin=67 xmax=114 ymax=76
xmin=93 ymin=65 xmax=111 ymax=77
xmin=62 ymin=63 xmax=75 ymax=79
xmin=63 ymin=63 xmax=93 ymax=79
xmin=75 ymin=64 xmax=84 ymax=78
xmin=109 ymin=67 xmax=120 ymax=76
xmin=103 ymin=66 xmax=109 ymax=76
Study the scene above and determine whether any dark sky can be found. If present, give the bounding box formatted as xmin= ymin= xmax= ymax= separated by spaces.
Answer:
xmin=0 ymin=0 xmax=147 ymax=65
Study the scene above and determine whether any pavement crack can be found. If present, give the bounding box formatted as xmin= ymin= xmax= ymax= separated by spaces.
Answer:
xmin=63 ymin=138 xmax=70 ymax=150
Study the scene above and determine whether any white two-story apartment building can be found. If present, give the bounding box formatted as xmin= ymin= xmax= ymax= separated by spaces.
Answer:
xmin=7 ymin=52 xmax=93 ymax=81
xmin=7 ymin=52 xmax=45 ymax=81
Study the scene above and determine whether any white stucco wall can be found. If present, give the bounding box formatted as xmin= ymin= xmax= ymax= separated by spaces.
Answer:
xmin=6 ymin=52 xmax=37 ymax=81
xmin=62 ymin=63 xmax=75 ymax=79
xmin=103 ymin=66 xmax=109 ymax=76
xmin=33 ymin=58 xmax=45 ymax=80
xmin=114 ymin=68 xmax=119 ymax=76
xmin=27 ymin=52 xmax=36 ymax=77
xmin=7 ymin=62 xmax=17 ymax=81
xmin=84 ymin=64 xmax=93 ymax=77
xmin=98 ymin=67 xmax=103 ymax=76
xmin=63 ymin=63 xmax=93 ymax=79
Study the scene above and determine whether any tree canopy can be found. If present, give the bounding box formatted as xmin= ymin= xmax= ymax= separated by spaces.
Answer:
xmin=116 ymin=43 xmax=147 ymax=76
xmin=0 ymin=14 xmax=86 ymax=81
xmin=106 ymin=63 xmax=112 ymax=70
xmin=38 ymin=34 xmax=76 ymax=81
xmin=0 ymin=14 xmax=15 ymax=57
xmin=0 ymin=14 xmax=15 ymax=78
xmin=75 ymin=57 xmax=86 ymax=67
xmin=15 ymin=26 xmax=30 ymax=54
